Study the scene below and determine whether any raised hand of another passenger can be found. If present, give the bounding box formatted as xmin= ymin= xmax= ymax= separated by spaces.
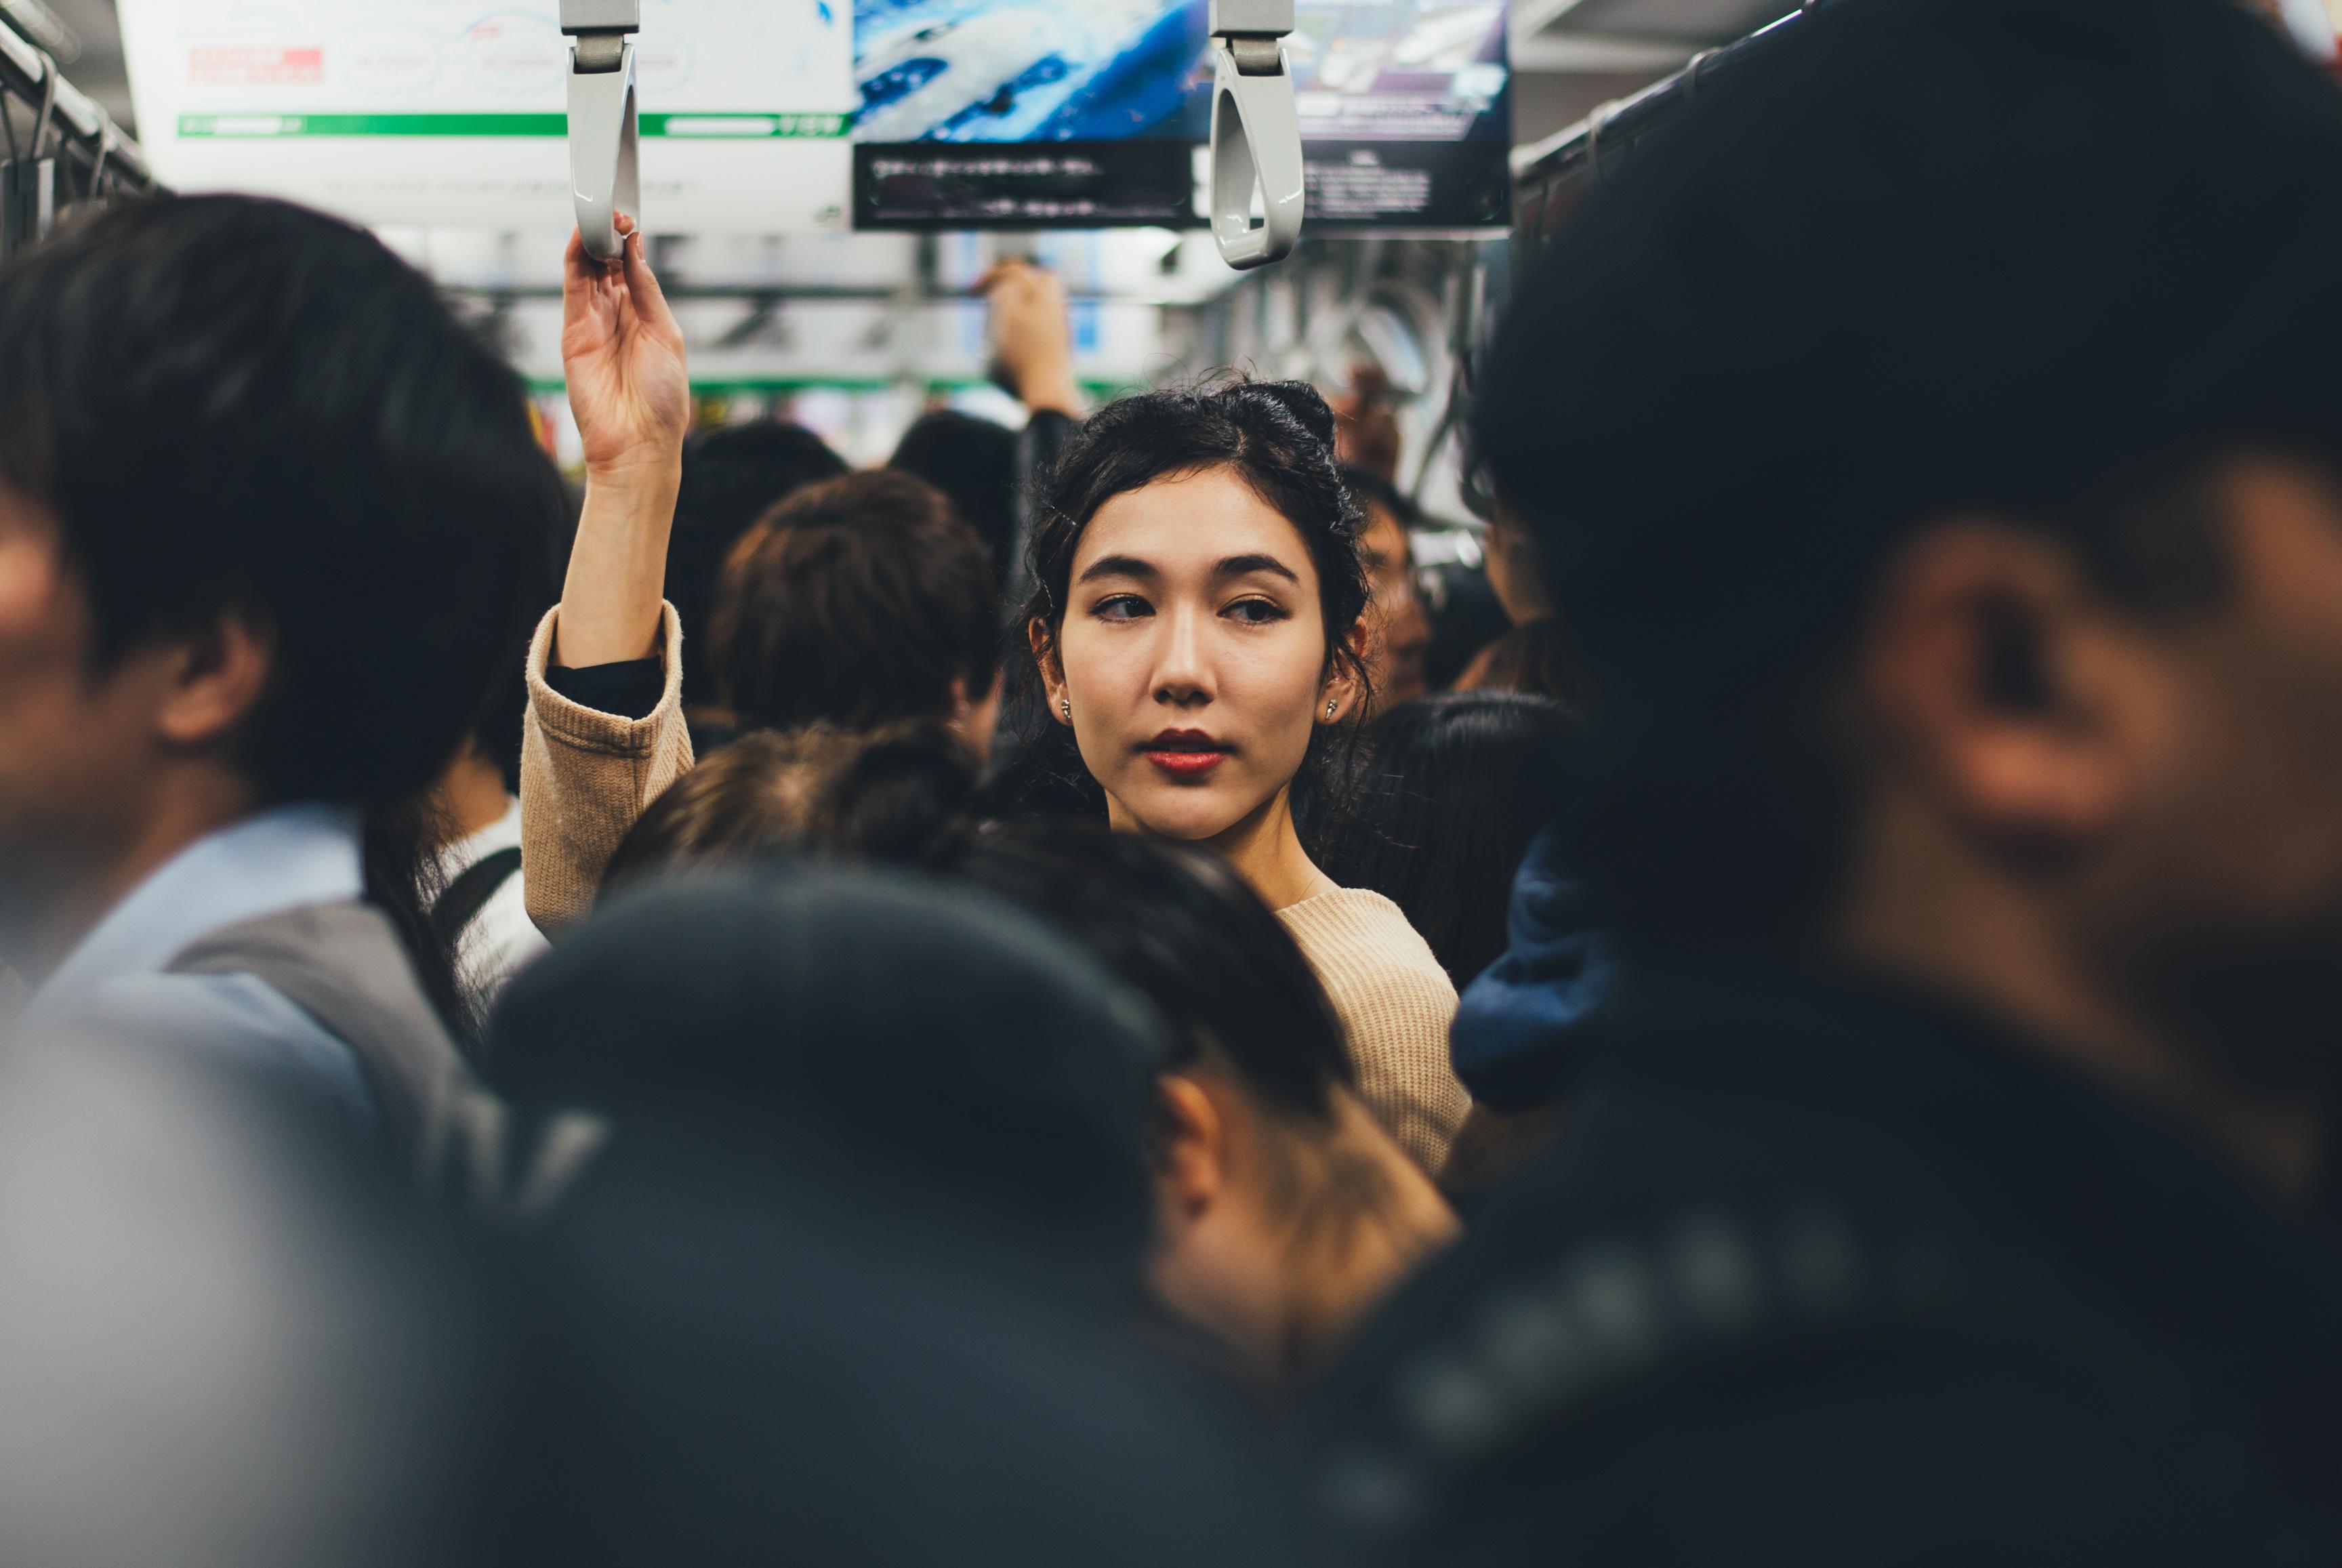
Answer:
xmin=979 ymin=258 xmax=1082 ymax=417
xmin=562 ymin=213 xmax=689 ymax=482
xmin=554 ymin=213 xmax=691 ymax=666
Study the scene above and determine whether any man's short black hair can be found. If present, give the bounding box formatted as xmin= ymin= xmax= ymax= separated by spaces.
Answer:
xmin=889 ymin=409 xmax=1019 ymax=586
xmin=670 ymin=421 xmax=848 ymax=707
xmin=1477 ymin=0 xmax=2342 ymax=960
xmin=0 ymin=195 xmax=567 ymax=808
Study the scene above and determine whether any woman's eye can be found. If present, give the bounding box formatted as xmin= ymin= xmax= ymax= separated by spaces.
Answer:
xmin=1093 ymin=595 xmax=1152 ymax=621
xmin=1225 ymin=598 xmax=1289 ymax=625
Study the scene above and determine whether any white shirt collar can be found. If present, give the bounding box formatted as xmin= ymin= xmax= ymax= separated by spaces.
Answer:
xmin=24 ymin=804 xmax=365 ymax=1025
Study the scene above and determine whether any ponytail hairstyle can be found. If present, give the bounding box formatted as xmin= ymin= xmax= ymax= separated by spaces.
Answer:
xmin=1003 ymin=379 xmax=1374 ymax=848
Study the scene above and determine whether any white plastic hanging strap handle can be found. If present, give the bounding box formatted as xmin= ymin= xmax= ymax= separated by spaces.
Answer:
xmin=1208 ymin=0 xmax=1304 ymax=270
xmin=562 ymin=0 xmax=641 ymax=261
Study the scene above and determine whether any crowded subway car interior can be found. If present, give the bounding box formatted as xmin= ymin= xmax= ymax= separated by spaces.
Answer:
xmin=3 ymin=0 xmax=2342 ymax=1561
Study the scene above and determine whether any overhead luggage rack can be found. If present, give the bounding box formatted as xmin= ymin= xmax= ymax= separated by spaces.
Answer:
xmin=0 ymin=7 xmax=162 ymax=260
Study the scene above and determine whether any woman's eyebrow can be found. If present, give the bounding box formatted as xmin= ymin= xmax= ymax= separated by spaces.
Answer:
xmin=1216 ymin=554 xmax=1302 ymax=585
xmin=1076 ymin=554 xmax=1159 ymax=584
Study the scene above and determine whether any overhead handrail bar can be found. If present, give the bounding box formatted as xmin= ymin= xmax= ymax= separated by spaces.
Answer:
xmin=0 ymin=5 xmax=158 ymax=214
xmin=1509 ymin=5 xmax=1811 ymax=198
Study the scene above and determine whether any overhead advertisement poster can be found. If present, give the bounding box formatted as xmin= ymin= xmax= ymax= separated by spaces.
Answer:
xmin=849 ymin=0 xmax=1210 ymax=228
xmin=848 ymin=0 xmax=1504 ymax=231
xmin=117 ymin=0 xmax=859 ymax=234
xmin=1291 ymin=0 xmax=1510 ymax=230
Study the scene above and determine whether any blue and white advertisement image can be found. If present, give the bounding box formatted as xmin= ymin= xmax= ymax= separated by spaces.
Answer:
xmin=853 ymin=0 xmax=1208 ymax=144
xmin=852 ymin=0 xmax=1508 ymax=230
xmin=850 ymin=0 xmax=1207 ymax=226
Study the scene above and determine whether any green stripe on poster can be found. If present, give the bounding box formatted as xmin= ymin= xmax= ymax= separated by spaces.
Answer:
xmin=177 ymin=112 xmax=850 ymax=139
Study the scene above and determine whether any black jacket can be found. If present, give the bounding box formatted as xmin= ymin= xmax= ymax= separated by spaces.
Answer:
xmin=1306 ymin=974 xmax=2342 ymax=1565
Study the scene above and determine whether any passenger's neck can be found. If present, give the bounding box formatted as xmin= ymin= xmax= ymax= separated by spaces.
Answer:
xmin=1835 ymin=835 xmax=2321 ymax=1201
xmin=430 ymin=743 xmax=512 ymax=846
xmin=1111 ymin=786 xmax=1336 ymax=912
xmin=11 ymin=768 xmax=256 ymax=984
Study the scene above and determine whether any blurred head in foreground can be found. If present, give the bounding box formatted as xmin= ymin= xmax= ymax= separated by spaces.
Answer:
xmin=1480 ymin=0 xmax=2342 ymax=1184
xmin=0 ymin=196 xmax=558 ymax=980
xmin=590 ymin=739 xmax=1455 ymax=1380
xmin=479 ymin=871 xmax=1325 ymax=1565
xmin=491 ymin=867 xmax=1166 ymax=1281
xmin=949 ymin=823 xmax=1458 ymax=1380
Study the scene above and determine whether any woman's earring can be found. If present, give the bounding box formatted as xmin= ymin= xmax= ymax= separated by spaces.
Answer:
xmin=1061 ymin=698 xmax=1073 ymax=722
xmin=1326 ymin=699 xmax=1338 ymax=719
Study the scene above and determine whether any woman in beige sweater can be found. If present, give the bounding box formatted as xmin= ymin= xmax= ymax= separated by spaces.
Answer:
xmin=525 ymin=229 xmax=1468 ymax=1172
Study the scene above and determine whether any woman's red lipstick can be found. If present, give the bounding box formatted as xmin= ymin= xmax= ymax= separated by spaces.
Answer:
xmin=1143 ymin=729 xmax=1230 ymax=777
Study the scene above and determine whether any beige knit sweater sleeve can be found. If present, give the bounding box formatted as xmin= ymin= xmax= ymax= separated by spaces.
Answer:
xmin=518 ymin=603 xmax=696 ymax=937
xmin=1277 ymin=888 xmax=1470 ymax=1175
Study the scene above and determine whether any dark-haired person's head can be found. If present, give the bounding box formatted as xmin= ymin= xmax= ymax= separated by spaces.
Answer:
xmin=1340 ymin=693 xmax=1579 ymax=988
xmin=1479 ymin=0 xmax=2342 ymax=1164
xmin=708 ymin=470 xmax=1000 ymax=756
xmin=599 ymin=722 xmax=973 ymax=899
xmin=0 ymin=195 xmax=562 ymax=964
xmin=947 ymin=823 xmax=1456 ymax=1379
xmin=668 ymin=421 xmax=847 ymax=709
xmin=489 ymin=867 xmax=1168 ymax=1289
xmin=890 ymin=409 xmax=1020 ymax=587
xmin=1338 ymin=466 xmax=1431 ymax=713
xmin=1014 ymin=380 xmax=1372 ymax=854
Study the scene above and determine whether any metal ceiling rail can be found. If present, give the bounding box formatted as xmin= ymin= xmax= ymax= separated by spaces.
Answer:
xmin=440 ymin=282 xmax=1216 ymax=307
xmin=1 ymin=5 xmax=161 ymax=259
xmin=1510 ymin=0 xmax=1816 ymax=239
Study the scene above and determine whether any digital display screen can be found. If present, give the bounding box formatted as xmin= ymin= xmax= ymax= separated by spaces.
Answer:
xmin=850 ymin=0 xmax=1206 ymax=226
xmin=852 ymin=0 xmax=1508 ymax=231
xmin=1292 ymin=0 xmax=1511 ymax=228
xmin=853 ymin=0 xmax=1209 ymax=142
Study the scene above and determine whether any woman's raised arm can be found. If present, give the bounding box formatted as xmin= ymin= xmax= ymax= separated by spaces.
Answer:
xmin=554 ymin=213 xmax=691 ymax=666
xmin=518 ymin=216 xmax=695 ymax=936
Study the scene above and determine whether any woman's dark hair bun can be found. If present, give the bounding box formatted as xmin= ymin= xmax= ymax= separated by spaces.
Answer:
xmin=1228 ymin=379 xmax=1340 ymax=451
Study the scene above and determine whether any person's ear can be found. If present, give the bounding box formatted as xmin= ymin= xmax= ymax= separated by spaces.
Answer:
xmin=1320 ymin=621 xmax=1372 ymax=724
xmin=1157 ymin=1074 xmax=1229 ymax=1219
xmin=152 ymin=610 xmax=274 ymax=754
xmin=1029 ymin=617 xmax=1071 ymax=726
xmin=1863 ymin=523 xmax=2140 ymax=853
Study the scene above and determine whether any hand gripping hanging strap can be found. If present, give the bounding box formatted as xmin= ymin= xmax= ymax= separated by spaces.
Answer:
xmin=1209 ymin=0 xmax=1304 ymax=270
xmin=562 ymin=0 xmax=641 ymax=261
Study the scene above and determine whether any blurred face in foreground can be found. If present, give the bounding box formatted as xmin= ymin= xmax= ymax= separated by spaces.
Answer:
xmin=0 ymin=487 xmax=108 ymax=959
xmin=1043 ymin=467 xmax=1351 ymax=846
xmin=1146 ymin=1065 xmax=1457 ymax=1380
xmin=0 ymin=483 xmax=266 ymax=974
xmin=1839 ymin=455 xmax=2342 ymax=1191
